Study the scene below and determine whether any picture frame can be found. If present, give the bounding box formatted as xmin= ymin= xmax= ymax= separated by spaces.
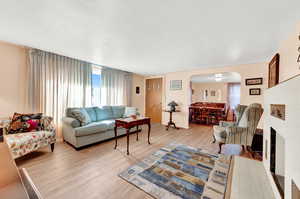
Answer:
xmin=249 ymin=88 xmax=261 ymax=95
xmin=170 ymin=80 xmax=182 ymax=90
xmin=268 ymin=53 xmax=280 ymax=88
xmin=135 ymin=86 xmax=140 ymax=94
xmin=270 ymin=104 xmax=285 ymax=120
xmin=210 ymin=90 xmax=216 ymax=96
xmin=245 ymin=77 xmax=263 ymax=86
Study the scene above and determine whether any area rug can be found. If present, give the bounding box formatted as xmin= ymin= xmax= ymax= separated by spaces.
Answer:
xmin=119 ymin=143 xmax=232 ymax=199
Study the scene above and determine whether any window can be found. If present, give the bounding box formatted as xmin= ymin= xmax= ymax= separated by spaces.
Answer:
xmin=91 ymin=66 xmax=102 ymax=106
xmin=228 ymin=83 xmax=240 ymax=109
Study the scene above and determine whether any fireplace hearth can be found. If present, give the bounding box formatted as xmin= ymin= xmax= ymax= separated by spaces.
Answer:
xmin=270 ymin=127 xmax=285 ymax=197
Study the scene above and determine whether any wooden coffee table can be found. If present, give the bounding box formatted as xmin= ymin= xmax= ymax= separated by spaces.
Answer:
xmin=114 ymin=117 xmax=151 ymax=155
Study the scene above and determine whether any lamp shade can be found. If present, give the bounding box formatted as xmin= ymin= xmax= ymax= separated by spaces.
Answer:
xmin=168 ymin=101 xmax=178 ymax=112
xmin=168 ymin=101 xmax=178 ymax=107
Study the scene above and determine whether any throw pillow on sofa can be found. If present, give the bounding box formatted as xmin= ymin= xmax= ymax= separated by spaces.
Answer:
xmin=71 ymin=109 xmax=91 ymax=126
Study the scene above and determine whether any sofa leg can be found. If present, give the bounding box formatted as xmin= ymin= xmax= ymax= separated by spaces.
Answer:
xmin=50 ymin=143 xmax=55 ymax=152
xmin=218 ymin=143 xmax=224 ymax=154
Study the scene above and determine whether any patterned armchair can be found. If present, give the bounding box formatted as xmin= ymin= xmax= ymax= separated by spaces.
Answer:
xmin=4 ymin=116 xmax=56 ymax=159
xmin=213 ymin=104 xmax=263 ymax=153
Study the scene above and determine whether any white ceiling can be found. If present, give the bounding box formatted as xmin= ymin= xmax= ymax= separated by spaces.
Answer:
xmin=0 ymin=0 xmax=299 ymax=75
xmin=191 ymin=72 xmax=241 ymax=83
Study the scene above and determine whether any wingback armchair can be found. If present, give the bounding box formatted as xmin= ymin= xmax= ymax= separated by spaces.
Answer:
xmin=213 ymin=103 xmax=263 ymax=153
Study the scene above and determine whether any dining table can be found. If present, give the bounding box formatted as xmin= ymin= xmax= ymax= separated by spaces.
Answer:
xmin=189 ymin=105 xmax=225 ymax=125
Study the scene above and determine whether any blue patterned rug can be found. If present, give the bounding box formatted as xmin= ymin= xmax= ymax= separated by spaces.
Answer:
xmin=119 ymin=143 xmax=232 ymax=199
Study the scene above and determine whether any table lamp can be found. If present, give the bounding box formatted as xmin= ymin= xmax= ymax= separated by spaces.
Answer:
xmin=168 ymin=101 xmax=178 ymax=112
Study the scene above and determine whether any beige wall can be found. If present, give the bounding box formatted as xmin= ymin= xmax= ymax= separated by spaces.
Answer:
xmin=191 ymin=82 xmax=228 ymax=104
xmin=278 ymin=22 xmax=300 ymax=82
xmin=162 ymin=63 xmax=268 ymax=128
xmin=0 ymin=41 xmax=27 ymax=118
xmin=131 ymin=74 xmax=145 ymax=116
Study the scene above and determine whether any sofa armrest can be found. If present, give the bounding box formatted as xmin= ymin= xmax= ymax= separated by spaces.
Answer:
xmin=62 ymin=117 xmax=81 ymax=128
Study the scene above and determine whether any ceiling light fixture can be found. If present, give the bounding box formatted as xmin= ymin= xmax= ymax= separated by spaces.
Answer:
xmin=215 ymin=77 xmax=222 ymax=82
xmin=215 ymin=73 xmax=223 ymax=78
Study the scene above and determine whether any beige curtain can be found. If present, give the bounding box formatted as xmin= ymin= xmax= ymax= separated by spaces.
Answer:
xmin=101 ymin=68 xmax=132 ymax=106
xmin=26 ymin=49 xmax=92 ymax=135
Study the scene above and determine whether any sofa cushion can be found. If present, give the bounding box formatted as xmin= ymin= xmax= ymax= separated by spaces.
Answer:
xmin=85 ymin=107 xmax=97 ymax=122
xmin=112 ymin=106 xmax=125 ymax=118
xmin=123 ymin=107 xmax=138 ymax=117
xmin=70 ymin=108 xmax=91 ymax=126
xmin=94 ymin=106 xmax=114 ymax=121
xmin=74 ymin=120 xmax=115 ymax=137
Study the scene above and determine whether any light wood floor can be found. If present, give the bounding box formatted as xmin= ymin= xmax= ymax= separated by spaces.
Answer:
xmin=15 ymin=124 xmax=246 ymax=199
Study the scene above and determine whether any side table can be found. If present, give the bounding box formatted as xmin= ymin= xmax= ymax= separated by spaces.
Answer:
xmin=163 ymin=110 xmax=180 ymax=131
xmin=114 ymin=117 xmax=151 ymax=155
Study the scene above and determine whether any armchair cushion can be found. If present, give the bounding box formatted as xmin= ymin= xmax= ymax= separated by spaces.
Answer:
xmin=213 ymin=126 xmax=227 ymax=143
xmin=5 ymin=130 xmax=56 ymax=159
xmin=8 ymin=112 xmax=43 ymax=134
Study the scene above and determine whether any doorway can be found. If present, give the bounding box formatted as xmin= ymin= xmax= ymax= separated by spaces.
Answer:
xmin=189 ymin=72 xmax=241 ymax=125
xmin=146 ymin=78 xmax=162 ymax=123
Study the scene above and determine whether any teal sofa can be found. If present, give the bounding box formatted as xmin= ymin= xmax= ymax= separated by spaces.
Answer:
xmin=62 ymin=106 xmax=139 ymax=149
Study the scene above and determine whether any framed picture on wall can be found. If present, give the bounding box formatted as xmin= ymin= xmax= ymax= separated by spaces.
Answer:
xmin=245 ymin=77 xmax=263 ymax=86
xmin=210 ymin=90 xmax=216 ymax=96
xmin=135 ymin=86 xmax=140 ymax=94
xmin=249 ymin=88 xmax=261 ymax=95
xmin=170 ymin=80 xmax=182 ymax=90
xmin=268 ymin=53 xmax=280 ymax=88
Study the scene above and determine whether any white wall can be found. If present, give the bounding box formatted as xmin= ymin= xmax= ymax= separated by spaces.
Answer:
xmin=264 ymin=75 xmax=300 ymax=199
xmin=191 ymin=82 xmax=228 ymax=103
xmin=278 ymin=22 xmax=300 ymax=82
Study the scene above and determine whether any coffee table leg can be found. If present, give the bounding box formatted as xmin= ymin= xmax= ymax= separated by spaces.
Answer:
xmin=127 ymin=128 xmax=130 ymax=155
xmin=136 ymin=125 xmax=139 ymax=141
xmin=147 ymin=122 xmax=151 ymax=144
xmin=114 ymin=126 xmax=117 ymax=149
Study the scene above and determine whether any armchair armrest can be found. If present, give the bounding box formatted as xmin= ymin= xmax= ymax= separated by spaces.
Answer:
xmin=62 ymin=117 xmax=81 ymax=128
xmin=226 ymin=126 xmax=248 ymax=136
xmin=41 ymin=116 xmax=56 ymax=132
xmin=219 ymin=121 xmax=236 ymax=128
xmin=225 ymin=126 xmax=248 ymax=145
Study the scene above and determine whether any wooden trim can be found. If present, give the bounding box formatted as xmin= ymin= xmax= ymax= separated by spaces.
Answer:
xmin=19 ymin=168 xmax=43 ymax=199
xmin=225 ymin=157 xmax=234 ymax=199
xmin=268 ymin=53 xmax=280 ymax=88
xmin=266 ymin=73 xmax=300 ymax=90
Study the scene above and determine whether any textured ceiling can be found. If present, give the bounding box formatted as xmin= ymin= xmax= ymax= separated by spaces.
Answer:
xmin=0 ymin=0 xmax=299 ymax=75
xmin=191 ymin=72 xmax=241 ymax=83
